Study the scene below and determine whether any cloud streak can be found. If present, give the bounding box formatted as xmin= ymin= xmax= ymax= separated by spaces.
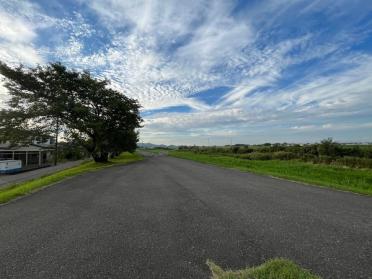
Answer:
xmin=0 ymin=0 xmax=371 ymax=144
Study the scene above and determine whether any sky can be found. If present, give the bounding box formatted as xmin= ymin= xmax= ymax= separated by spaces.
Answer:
xmin=0 ymin=0 xmax=372 ymax=145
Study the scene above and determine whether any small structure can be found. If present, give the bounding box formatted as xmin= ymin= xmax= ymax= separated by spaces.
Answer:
xmin=0 ymin=143 xmax=54 ymax=172
xmin=0 ymin=160 xmax=22 ymax=174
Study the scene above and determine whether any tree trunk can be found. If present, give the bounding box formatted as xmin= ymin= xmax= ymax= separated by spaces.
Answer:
xmin=54 ymin=118 xmax=59 ymax=166
xmin=110 ymin=151 xmax=119 ymax=158
xmin=92 ymin=151 xmax=108 ymax=162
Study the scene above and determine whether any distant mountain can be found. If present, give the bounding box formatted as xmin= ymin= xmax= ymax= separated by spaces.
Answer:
xmin=137 ymin=143 xmax=178 ymax=149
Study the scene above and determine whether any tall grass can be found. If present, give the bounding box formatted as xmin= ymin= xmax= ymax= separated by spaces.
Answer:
xmin=178 ymin=141 xmax=372 ymax=169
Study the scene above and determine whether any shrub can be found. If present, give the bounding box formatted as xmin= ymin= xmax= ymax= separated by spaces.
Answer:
xmin=272 ymin=151 xmax=297 ymax=160
xmin=232 ymin=146 xmax=240 ymax=154
xmin=318 ymin=138 xmax=339 ymax=157
xmin=270 ymin=143 xmax=286 ymax=152
xmin=238 ymin=154 xmax=251 ymax=159
xmin=302 ymin=154 xmax=317 ymax=163
xmin=358 ymin=158 xmax=372 ymax=168
xmin=340 ymin=146 xmax=363 ymax=157
xmin=334 ymin=157 xmax=372 ymax=169
xmin=363 ymin=149 xmax=372 ymax=159
xmin=244 ymin=152 xmax=272 ymax=160
xmin=318 ymin=155 xmax=333 ymax=164
xmin=236 ymin=147 xmax=254 ymax=154
xmin=302 ymin=145 xmax=319 ymax=156
xmin=287 ymin=144 xmax=303 ymax=154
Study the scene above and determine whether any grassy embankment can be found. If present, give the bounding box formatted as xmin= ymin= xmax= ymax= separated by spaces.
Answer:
xmin=169 ymin=151 xmax=372 ymax=195
xmin=0 ymin=152 xmax=142 ymax=204
xmin=140 ymin=148 xmax=170 ymax=154
xmin=207 ymin=258 xmax=320 ymax=279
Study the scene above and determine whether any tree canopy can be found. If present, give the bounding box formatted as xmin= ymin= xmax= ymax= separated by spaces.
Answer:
xmin=0 ymin=62 xmax=142 ymax=162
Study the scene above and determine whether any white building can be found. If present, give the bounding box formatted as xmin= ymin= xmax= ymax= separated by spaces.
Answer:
xmin=0 ymin=142 xmax=54 ymax=171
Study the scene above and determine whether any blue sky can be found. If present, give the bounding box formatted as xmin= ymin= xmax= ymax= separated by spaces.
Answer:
xmin=0 ymin=0 xmax=372 ymax=145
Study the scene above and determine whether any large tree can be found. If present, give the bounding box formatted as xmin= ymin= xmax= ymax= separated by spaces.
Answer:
xmin=0 ymin=62 xmax=142 ymax=162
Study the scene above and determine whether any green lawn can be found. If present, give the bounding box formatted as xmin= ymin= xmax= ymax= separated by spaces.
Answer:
xmin=207 ymin=258 xmax=320 ymax=279
xmin=0 ymin=152 xmax=142 ymax=204
xmin=169 ymin=151 xmax=372 ymax=195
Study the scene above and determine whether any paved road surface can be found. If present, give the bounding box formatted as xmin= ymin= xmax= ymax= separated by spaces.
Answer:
xmin=0 ymin=155 xmax=371 ymax=278
xmin=0 ymin=160 xmax=84 ymax=189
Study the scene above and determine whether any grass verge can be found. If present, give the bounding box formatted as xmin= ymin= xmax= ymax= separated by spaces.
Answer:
xmin=139 ymin=148 xmax=169 ymax=154
xmin=0 ymin=152 xmax=142 ymax=204
xmin=207 ymin=258 xmax=321 ymax=279
xmin=169 ymin=151 xmax=372 ymax=195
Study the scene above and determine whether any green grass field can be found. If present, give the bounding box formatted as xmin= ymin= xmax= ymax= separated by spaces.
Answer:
xmin=169 ymin=151 xmax=372 ymax=195
xmin=0 ymin=152 xmax=142 ymax=204
xmin=207 ymin=258 xmax=320 ymax=279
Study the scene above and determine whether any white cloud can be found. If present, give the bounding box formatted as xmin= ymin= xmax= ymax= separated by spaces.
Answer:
xmin=1 ymin=0 xmax=372 ymax=144
xmin=0 ymin=11 xmax=36 ymax=43
xmin=0 ymin=8 xmax=44 ymax=65
xmin=141 ymin=51 xmax=372 ymax=143
xmin=0 ymin=80 xmax=9 ymax=107
xmin=0 ymin=42 xmax=43 ymax=65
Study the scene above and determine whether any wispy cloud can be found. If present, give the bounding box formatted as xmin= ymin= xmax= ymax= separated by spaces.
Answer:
xmin=0 ymin=0 xmax=371 ymax=143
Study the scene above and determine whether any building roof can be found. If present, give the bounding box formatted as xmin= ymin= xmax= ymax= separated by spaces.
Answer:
xmin=0 ymin=144 xmax=53 ymax=152
xmin=32 ymin=143 xmax=54 ymax=149
xmin=0 ymin=143 xmax=12 ymax=149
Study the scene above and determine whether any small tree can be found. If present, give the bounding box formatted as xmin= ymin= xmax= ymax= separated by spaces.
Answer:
xmin=318 ymin=138 xmax=338 ymax=157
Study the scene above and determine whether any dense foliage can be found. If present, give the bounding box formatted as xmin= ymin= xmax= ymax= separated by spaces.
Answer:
xmin=58 ymin=141 xmax=90 ymax=161
xmin=178 ymin=138 xmax=372 ymax=169
xmin=0 ymin=62 xmax=142 ymax=162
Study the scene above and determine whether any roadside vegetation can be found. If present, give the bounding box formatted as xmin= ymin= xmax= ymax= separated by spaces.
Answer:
xmin=0 ymin=152 xmax=142 ymax=204
xmin=141 ymin=147 xmax=172 ymax=154
xmin=57 ymin=141 xmax=90 ymax=162
xmin=169 ymin=148 xmax=372 ymax=195
xmin=178 ymin=139 xmax=372 ymax=169
xmin=207 ymin=258 xmax=320 ymax=279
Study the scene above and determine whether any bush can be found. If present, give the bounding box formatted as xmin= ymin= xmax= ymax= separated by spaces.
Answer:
xmin=232 ymin=146 xmax=240 ymax=154
xmin=272 ymin=151 xmax=297 ymax=160
xmin=340 ymin=146 xmax=363 ymax=157
xmin=318 ymin=155 xmax=333 ymax=164
xmin=334 ymin=157 xmax=372 ymax=169
xmin=302 ymin=154 xmax=317 ymax=163
xmin=58 ymin=142 xmax=89 ymax=161
xmin=236 ymin=147 xmax=254 ymax=154
xmin=363 ymin=149 xmax=372 ymax=159
xmin=270 ymin=143 xmax=286 ymax=152
xmin=238 ymin=154 xmax=252 ymax=159
xmin=286 ymin=144 xmax=303 ymax=154
xmin=357 ymin=158 xmax=372 ymax=169
xmin=241 ymin=152 xmax=272 ymax=160
xmin=302 ymin=145 xmax=319 ymax=156
xmin=318 ymin=138 xmax=339 ymax=157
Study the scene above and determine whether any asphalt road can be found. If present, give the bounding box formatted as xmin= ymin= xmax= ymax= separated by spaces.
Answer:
xmin=0 ymin=154 xmax=371 ymax=279
xmin=0 ymin=160 xmax=84 ymax=189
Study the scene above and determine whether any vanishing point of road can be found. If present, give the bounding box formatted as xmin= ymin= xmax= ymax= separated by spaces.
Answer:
xmin=0 ymin=154 xmax=371 ymax=278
